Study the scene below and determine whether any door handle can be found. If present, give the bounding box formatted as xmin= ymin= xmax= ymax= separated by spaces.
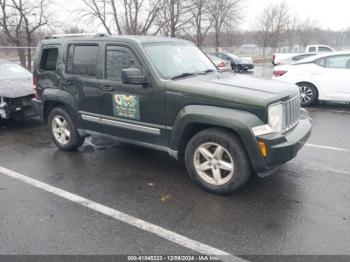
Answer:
xmin=101 ymin=86 xmax=114 ymax=92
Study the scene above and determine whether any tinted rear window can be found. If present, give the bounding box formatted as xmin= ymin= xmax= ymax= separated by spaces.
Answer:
xmin=66 ymin=45 xmax=98 ymax=77
xmin=40 ymin=48 xmax=58 ymax=72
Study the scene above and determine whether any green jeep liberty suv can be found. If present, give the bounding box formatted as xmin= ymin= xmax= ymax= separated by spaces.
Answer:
xmin=31 ymin=34 xmax=312 ymax=194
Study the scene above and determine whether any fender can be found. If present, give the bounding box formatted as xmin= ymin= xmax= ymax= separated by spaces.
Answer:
xmin=42 ymin=88 xmax=80 ymax=123
xmin=169 ymin=105 xmax=266 ymax=172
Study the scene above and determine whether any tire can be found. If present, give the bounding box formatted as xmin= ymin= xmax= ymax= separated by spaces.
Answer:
xmin=48 ymin=107 xmax=84 ymax=151
xmin=233 ymin=64 xmax=242 ymax=73
xmin=297 ymin=82 xmax=318 ymax=107
xmin=185 ymin=128 xmax=251 ymax=194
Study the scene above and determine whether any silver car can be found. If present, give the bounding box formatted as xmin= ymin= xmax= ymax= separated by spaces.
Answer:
xmin=0 ymin=60 xmax=34 ymax=120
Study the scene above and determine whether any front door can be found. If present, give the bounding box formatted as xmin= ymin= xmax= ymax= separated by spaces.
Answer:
xmin=99 ymin=44 xmax=166 ymax=146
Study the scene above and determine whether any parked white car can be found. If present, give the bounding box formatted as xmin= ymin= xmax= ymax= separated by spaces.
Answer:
xmin=272 ymin=52 xmax=350 ymax=106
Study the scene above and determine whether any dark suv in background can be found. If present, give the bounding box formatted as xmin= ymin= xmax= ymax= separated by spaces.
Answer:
xmin=31 ymin=34 xmax=312 ymax=194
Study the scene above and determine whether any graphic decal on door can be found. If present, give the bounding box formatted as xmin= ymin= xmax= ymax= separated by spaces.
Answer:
xmin=113 ymin=94 xmax=140 ymax=120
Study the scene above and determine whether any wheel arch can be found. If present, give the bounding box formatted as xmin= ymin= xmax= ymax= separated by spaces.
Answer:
xmin=296 ymin=81 xmax=320 ymax=99
xmin=169 ymin=105 xmax=265 ymax=171
xmin=42 ymin=89 xmax=80 ymax=122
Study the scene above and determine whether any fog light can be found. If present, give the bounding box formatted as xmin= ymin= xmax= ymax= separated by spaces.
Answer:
xmin=258 ymin=141 xmax=267 ymax=157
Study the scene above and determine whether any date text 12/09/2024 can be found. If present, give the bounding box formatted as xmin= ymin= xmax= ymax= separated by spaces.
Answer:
xmin=127 ymin=255 xmax=220 ymax=261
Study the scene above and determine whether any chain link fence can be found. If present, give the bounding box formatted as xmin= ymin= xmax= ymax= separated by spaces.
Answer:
xmin=0 ymin=47 xmax=36 ymax=70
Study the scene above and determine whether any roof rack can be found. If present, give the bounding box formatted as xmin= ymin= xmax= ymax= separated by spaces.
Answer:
xmin=45 ymin=33 xmax=109 ymax=39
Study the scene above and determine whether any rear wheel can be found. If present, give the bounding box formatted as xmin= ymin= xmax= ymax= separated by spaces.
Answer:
xmin=185 ymin=128 xmax=251 ymax=194
xmin=48 ymin=107 xmax=84 ymax=151
xmin=297 ymin=82 xmax=318 ymax=107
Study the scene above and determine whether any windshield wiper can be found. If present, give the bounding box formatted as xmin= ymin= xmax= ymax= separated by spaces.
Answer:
xmin=171 ymin=72 xmax=198 ymax=80
xmin=203 ymin=69 xmax=216 ymax=74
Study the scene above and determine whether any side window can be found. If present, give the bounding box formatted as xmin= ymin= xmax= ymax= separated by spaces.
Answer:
xmin=319 ymin=47 xmax=332 ymax=52
xmin=105 ymin=47 xmax=140 ymax=81
xmin=325 ymin=55 xmax=350 ymax=69
xmin=308 ymin=47 xmax=316 ymax=52
xmin=314 ymin=58 xmax=326 ymax=67
xmin=293 ymin=54 xmax=313 ymax=62
xmin=66 ymin=45 xmax=98 ymax=77
xmin=40 ymin=48 xmax=58 ymax=72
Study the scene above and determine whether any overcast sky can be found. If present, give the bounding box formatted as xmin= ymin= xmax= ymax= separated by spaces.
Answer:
xmin=58 ymin=0 xmax=350 ymax=32
xmin=242 ymin=0 xmax=350 ymax=31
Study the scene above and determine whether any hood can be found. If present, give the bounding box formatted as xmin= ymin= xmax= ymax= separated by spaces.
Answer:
xmin=0 ymin=77 xmax=34 ymax=98
xmin=166 ymin=72 xmax=299 ymax=108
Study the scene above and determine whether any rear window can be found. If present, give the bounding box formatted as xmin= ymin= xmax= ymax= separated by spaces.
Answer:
xmin=319 ymin=47 xmax=332 ymax=52
xmin=66 ymin=45 xmax=98 ymax=77
xmin=40 ymin=48 xmax=58 ymax=72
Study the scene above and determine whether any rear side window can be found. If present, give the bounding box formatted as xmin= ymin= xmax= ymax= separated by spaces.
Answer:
xmin=314 ymin=58 xmax=326 ymax=67
xmin=66 ymin=45 xmax=98 ymax=77
xmin=325 ymin=55 xmax=350 ymax=69
xmin=40 ymin=48 xmax=58 ymax=72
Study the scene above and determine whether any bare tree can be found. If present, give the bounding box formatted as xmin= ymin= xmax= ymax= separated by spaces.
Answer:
xmin=79 ymin=0 xmax=162 ymax=35
xmin=187 ymin=0 xmax=212 ymax=47
xmin=209 ymin=0 xmax=243 ymax=52
xmin=156 ymin=0 xmax=191 ymax=37
xmin=253 ymin=5 xmax=274 ymax=55
xmin=269 ymin=2 xmax=290 ymax=51
xmin=286 ymin=14 xmax=298 ymax=50
xmin=298 ymin=18 xmax=318 ymax=47
xmin=253 ymin=2 xmax=291 ymax=54
xmin=0 ymin=0 xmax=51 ymax=69
xmin=63 ymin=26 xmax=86 ymax=34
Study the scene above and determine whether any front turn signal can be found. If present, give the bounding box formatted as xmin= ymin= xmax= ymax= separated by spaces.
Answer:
xmin=258 ymin=141 xmax=267 ymax=157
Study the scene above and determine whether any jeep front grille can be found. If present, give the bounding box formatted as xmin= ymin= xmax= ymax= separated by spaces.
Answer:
xmin=283 ymin=95 xmax=301 ymax=132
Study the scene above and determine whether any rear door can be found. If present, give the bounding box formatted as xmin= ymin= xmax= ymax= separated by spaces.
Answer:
xmin=98 ymin=43 xmax=166 ymax=146
xmin=64 ymin=43 xmax=103 ymax=133
xmin=311 ymin=55 xmax=350 ymax=101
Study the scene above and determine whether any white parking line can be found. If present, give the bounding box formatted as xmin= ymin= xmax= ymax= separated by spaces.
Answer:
xmin=0 ymin=166 xmax=247 ymax=262
xmin=305 ymin=143 xmax=350 ymax=153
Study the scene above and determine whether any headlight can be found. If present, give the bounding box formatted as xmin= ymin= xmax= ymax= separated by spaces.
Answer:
xmin=252 ymin=103 xmax=284 ymax=136
xmin=268 ymin=103 xmax=283 ymax=132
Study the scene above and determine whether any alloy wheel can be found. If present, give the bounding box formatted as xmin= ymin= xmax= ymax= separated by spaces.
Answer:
xmin=52 ymin=115 xmax=71 ymax=145
xmin=299 ymin=85 xmax=314 ymax=104
xmin=193 ymin=142 xmax=234 ymax=186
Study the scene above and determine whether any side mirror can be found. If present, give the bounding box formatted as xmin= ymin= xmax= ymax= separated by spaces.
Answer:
xmin=121 ymin=68 xmax=149 ymax=86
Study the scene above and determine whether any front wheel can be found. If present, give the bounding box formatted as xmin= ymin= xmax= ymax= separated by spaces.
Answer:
xmin=233 ymin=64 xmax=242 ymax=73
xmin=48 ymin=107 xmax=85 ymax=151
xmin=185 ymin=128 xmax=251 ymax=194
xmin=297 ymin=82 xmax=318 ymax=107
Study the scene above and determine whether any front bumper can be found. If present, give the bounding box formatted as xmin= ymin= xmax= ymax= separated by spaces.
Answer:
xmin=242 ymin=64 xmax=254 ymax=70
xmin=0 ymin=95 xmax=36 ymax=120
xmin=254 ymin=110 xmax=312 ymax=177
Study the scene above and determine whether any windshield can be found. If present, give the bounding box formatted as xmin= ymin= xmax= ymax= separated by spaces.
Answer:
xmin=0 ymin=63 xmax=32 ymax=80
xmin=143 ymin=43 xmax=216 ymax=79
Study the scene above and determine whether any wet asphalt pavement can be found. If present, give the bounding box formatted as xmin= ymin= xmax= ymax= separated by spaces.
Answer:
xmin=0 ymin=64 xmax=350 ymax=259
